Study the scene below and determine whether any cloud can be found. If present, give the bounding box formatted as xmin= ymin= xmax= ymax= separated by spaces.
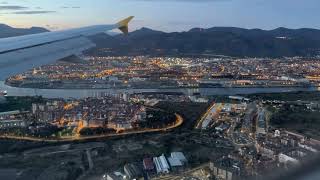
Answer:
xmin=0 ymin=3 xmax=55 ymax=15
xmin=45 ymin=24 xmax=60 ymax=30
xmin=0 ymin=5 xmax=27 ymax=10
xmin=13 ymin=10 xmax=56 ymax=14
xmin=132 ymin=0 xmax=231 ymax=2
xmin=167 ymin=20 xmax=199 ymax=25
xmin=61 ymin=6 xmax=80 ymax=9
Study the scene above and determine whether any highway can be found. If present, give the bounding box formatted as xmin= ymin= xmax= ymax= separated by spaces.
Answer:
xmin=195 ymin=103 xmax=223 ymax=129
xmin=195 ymin=103 xmax=215 ymax=129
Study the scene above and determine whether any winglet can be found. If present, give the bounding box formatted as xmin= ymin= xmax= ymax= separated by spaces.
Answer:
xmin=117 ymin=16 xmax=134 ymax=35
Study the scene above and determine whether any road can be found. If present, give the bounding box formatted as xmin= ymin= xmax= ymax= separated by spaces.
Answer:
xmin=0 ymin=114 xmax=183 ymax=142
xmin=195 ymin=103 xmax=223 ymax=129
xmin=86 ymin=149 xmax=93 ymax=170
xmin=195 ymin=103 xmax=215 ymax=129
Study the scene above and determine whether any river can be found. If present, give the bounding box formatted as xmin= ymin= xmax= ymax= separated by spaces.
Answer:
xmin=0 ymin=81 xmax=319 ymax=99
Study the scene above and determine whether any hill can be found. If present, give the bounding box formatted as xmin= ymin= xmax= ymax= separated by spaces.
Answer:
xmin=89 ymin=27 xmax=320 ymax=58
xmin=1 ymin=24 xmax=320 ymax=57
xmin=0 ymin=24 xmax=49 ymax=38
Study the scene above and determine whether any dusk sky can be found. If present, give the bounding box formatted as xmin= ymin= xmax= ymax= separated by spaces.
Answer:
xmin=0 ymin=0 xmax=319 ymax=32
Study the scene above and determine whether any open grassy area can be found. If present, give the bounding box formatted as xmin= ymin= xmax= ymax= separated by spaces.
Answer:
xmin=246 ymin=91 xmax=320 ymax=101
xmin=0 ymin=139 xmax=54 ymax=154
xmin=246 ymin=91 xmax=320 ymax=139
xmin=155 ymin=101 xmax=210 ymax=130
xmin=271 ymin=105 xmax=320 ymax=139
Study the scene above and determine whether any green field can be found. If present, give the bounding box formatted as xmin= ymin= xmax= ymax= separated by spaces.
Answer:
xmin=246 ymin=91 xmax=320 ymax=101
xmin=271 ymin=105 xmax=320 ymax=139
xmin=247 ymin=91 xmax=320 ymax=139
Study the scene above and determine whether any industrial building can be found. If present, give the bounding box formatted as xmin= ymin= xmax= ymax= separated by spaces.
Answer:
xmin=167 ymin=157 xmax=183 ymax=172
xmin=153 ymin=154 xmax=170 ymax=174
xmin=104 ymin=173 xmax=123 ymax=180
xmin=170 ymin=152 xmax=188 ymax=165
xmin=143 ymin=157 xmax=155 ymax=172
xmin=123 ymin=163 xmax=143 ymax=180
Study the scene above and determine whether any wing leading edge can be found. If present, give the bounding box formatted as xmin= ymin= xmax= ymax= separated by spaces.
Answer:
xmin=0 ymin=16 xmax=134 ymax=80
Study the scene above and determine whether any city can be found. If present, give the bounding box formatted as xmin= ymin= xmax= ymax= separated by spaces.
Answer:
xmin=6 ymin=56 xmax=320 ymax=89
xmin=1 ymin=0 xmax=320 ymax=180
xmin=0 ymin=89 xmax=320 ymax=180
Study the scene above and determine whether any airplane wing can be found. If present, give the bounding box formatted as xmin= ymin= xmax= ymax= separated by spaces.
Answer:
xmin=0 ymin=16 xmax=134 ymax=80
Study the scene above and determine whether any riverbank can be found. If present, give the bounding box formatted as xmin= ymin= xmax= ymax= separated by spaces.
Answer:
xmin=1 ymin=81 xmax=319 ymax=99
xmin=5 ymin=80 xmax=318 ymax=90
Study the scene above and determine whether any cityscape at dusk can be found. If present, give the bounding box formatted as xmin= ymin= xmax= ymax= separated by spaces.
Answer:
xmin=6 ymin=56 xmax=320 ymax=89
xmin=0 ymin=1 xmax=320 ymax=180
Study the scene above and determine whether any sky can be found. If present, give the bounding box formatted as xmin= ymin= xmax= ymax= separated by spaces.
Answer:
xmin=0 ymin=0 xmax=319 ymax=32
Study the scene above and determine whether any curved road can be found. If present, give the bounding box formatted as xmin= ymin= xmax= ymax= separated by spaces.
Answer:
xmin=0 ymin=114 xmax=183 ymax=142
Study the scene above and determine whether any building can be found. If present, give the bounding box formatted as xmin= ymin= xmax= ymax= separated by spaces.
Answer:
xmin=0 ymin=110 xmax=21 ymax=117
xmin=123 ymin=163 xmax=142 ymax=180
xmin=0 ymin=110 xmax=29 ymax=129
xmin=104 ymin=173 xmax=123 ymax=180
xmin=215 ymin=123 xmax=230 ymax=132
xmin=143 ymin=157 xmax=155 ymax=172
xmin=244 ymin=103 xmax=257 ymax=131
xmin=210 ymin=157 xmax=242 ymax=180
xmin=256 ymin=108 xmax=269 ymax=135
xmin=153 ymin=154 xmax=170 ymax=174
xmin=210 ymin=162 xmax=238 ymax=180
xmin=228 ymin=96 xmax=250 ymax=102
xmin=32 ymin=102 xmax=63 ymax=122
xmin=167 ymin=157 xmax=183 ymax=172
xmin=222 ymin=104 xmax=232 ymax=113
xmin=116 ymin=122 xmax=132 ymax=129
xmin=170 ymin=152 xmax=188 ymax=165
xmin=188 ymin=96 xmax=209 ymax=103
xmin=88 ymin=119 xmax=106 ymax=128
xmin=278 ymin=148 xmax=313 ymax=165
xmin=0 ymin=119 xmax=27 ymax=129
xmin=167 ymin=152 xmax=188 ymax=172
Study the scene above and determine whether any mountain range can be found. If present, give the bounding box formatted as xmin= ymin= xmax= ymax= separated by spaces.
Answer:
xmin=91 ymin=27 xmax=320 ymax=57
xmin=0 ymin=24 xmax=48 ymax=38
xmin=1 ymin=24 xmax=320 ymax=58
